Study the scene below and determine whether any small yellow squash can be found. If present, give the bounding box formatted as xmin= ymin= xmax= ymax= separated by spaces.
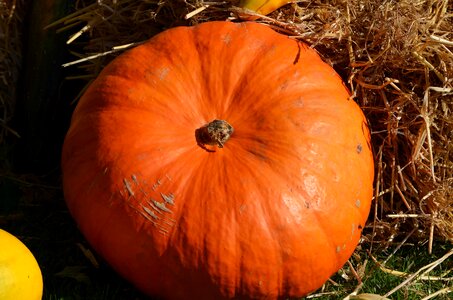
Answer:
xmin=0 ymin=229 xmax=43 ymax=300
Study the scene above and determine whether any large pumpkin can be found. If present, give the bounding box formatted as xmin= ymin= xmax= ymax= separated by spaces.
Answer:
xmin=62 ymin=21 xmax=374 ymax=299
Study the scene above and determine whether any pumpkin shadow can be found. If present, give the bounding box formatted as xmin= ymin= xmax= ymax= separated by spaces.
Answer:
xmin=195 ymin=128 xmax=216 ymax=153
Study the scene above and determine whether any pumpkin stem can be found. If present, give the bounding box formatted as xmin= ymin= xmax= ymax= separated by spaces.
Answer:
xmin=195 ymin=119 xmax=234 ymax=150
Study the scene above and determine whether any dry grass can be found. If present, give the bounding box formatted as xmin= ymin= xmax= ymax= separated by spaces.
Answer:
xmin=0 ymin=0 xmax=24 ymax=143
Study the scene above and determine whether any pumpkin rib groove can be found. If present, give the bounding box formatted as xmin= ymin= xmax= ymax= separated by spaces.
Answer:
xmin=226 ymin=53 xmax=288 ymax=118
xmin=123 ymin=31 xmax=208 ymax=123
xmin=249 ymin=181 xmax=285 ymax=293
xmin=309 ymin=209 xmax=342 ymax=273
xmin=255 ymin=190 xmax=293 ymax=296
xmin=191 ymin=22 xmax=281 ymax=119
xmin=149 ymin=159 xmax=202 ymax=243
xmin=185 ymin=27 xmax=216 ymax=120
xmin=191 ymin=23 xmax=234 ymax=117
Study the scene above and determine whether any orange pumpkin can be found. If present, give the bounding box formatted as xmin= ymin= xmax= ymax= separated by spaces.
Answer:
xmin=62 ymin=21 xmax=374 ymax=299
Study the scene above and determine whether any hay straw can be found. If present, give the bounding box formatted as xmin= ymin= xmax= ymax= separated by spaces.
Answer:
xmin=62 ymin=42 xmax=141 ymax=67
xmin=76 ymin=242 xmax=100 ymax=268
xmin=382 ymin=248 xmax=453 ymax=297
xmin=56 ymin=0 xmax=452 ymax=248
xmin=185 ymin=4 xmax=210 ymax=19
xmin=0 ymin=0 xmax=25 ymax=143
xmin=305 ymin=291 xmax=342 ymax=299
xmin=420 ymin=287 xmax=452 ymax=300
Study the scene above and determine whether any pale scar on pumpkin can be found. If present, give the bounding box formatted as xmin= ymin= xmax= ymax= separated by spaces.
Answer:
xmin=222 ymin=34 xmax=232 ymax=44
xmin=123 ymin=178 xmax=135 ymax=197
xmin=356 ymin=143 xmax=363 ymax=154
xmin=336 ymin=222 xmax=361 ymax=253
xmin=336 ymin=244 xmax=347 ymax=253
xmin=122 ymin=174 xmax=176 ymax=236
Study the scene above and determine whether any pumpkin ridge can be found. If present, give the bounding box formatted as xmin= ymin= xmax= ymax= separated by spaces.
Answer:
xmin=310 ymin=208 xmax=345 ymax=269
xmin=235 ymin=190 xmax=281 ymax=297
xmin=190 ymin=22 xmax=300 ymax=120
xmin=251 ymin=189 xmax=292 ymax=296
xmin=128 ymin=28 xmax=209 ymax=123
xmin=188 ymin=23 xmax=242 ymax=119
xmin=226 ymin=49 xmax=289 ymax=118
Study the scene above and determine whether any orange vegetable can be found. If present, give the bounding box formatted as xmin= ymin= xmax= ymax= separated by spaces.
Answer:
xmin=62 ymin=21 xmax=374 ymax=299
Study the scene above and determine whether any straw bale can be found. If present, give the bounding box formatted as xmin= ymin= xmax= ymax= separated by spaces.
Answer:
xmin=55 ymin=0 xmax=452 ymax=247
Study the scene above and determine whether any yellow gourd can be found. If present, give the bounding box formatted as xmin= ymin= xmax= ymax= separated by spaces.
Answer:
xmin=239 ymin=0 xmax=292 ymax=19
xmin=0 ymin=229 xmax=43 ymax=300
